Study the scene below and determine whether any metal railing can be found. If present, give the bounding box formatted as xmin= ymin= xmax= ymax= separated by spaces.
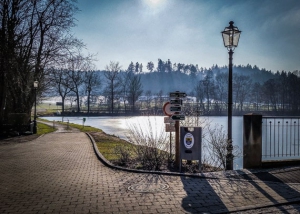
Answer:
xmin=262 ymin=116 xmax=300 ymax=160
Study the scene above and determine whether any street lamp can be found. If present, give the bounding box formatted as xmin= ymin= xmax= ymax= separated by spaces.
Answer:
xmin=33 ymin=80 xmax=39 ymax=134
xmin=221 ymin=21 xmax=241 ymax=170
xmin=87 ymin=86 xmax=91 ymax=114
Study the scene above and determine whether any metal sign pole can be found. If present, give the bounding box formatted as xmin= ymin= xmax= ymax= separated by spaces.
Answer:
xmin=175 ymin=120 xmax=180 ymax=166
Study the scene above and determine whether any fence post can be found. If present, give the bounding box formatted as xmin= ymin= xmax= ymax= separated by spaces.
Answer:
xmin=243 ymin=113 xmax=262 ymax=169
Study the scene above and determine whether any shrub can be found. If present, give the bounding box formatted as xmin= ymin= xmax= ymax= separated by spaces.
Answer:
xmin=114 ymin=145 xmax=132 ymax=166
xmin=126 ymin=117 xmax=169 ymax=170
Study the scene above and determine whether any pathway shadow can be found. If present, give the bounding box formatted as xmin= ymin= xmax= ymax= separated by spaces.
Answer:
xmin=241 ymin=171 xmax=300 ymax=211
xmin=180 ymin=176 xmax=228 ymax=213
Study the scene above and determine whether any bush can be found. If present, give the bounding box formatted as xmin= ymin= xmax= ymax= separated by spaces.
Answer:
xmin=203 ymin=124 xmax=241 ymax=170
xmin=114 ymin=145 xmax=132 ymax=166
xmin=126 ymin=117 xmax=169 ymax=170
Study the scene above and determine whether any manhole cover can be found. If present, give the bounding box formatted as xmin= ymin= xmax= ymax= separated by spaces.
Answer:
xmin=128 ymin=183 xmax=169 ymax=193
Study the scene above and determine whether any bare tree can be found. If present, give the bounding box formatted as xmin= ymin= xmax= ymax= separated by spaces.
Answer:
xmin=154 ymin=90 xmax=164 ymax=114
xmin=0 ymin=0 xmax=80 ymax=125
xmin=262 ymin=78 xmax=279 ymax=111
xmin=195 ymin=80 xmax=205 ymax=112
xmin=233 ymin=75 xmax=252 ymax=111
xmin=103 ymin=61 xmax=121 ymax=113
xmin=127 ymin=72 xmax=143 ymax=112
xmin=215 ymin=72 xmax=228 ymax=111
xmin=250 ymin=82 xmax=263 ymax=111
xmin=119 ymin=70 xmax=131 ymax=113
xmin=84 ymin=70 xmax=101 ymax=114
xmin=50 ymin=69 xmax=73 ymax=113
xmin=145 ymin=90 xmax=152 ymax=112
xmin=202 ymin=70 xmax=215 ymax=113
xmin=66 ymin=53 xmax=95 ymax=113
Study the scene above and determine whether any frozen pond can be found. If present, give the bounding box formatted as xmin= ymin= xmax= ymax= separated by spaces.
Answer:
xmin=42 ymin=115 xmax=243 ymax=169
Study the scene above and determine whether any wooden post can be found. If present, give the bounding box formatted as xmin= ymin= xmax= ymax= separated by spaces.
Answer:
xmin=169 ymin=131 xmax=172 ymax=160
xmin=175 ymin=120 xmax=180 ymax=166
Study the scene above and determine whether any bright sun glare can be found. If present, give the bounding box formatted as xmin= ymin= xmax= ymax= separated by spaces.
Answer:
xmin=149 ymin=0 xmax=160 ymax=5
xmin=144 ymin=0 xmax=165 ymax=8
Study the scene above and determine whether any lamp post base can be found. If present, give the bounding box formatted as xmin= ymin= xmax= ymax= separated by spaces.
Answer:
xmin=226 ymin=139 xmax=234 ymax=170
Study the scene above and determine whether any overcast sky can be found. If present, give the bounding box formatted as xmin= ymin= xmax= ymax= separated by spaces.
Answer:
xmin=72 ymin=0 xmax=300 ymax=72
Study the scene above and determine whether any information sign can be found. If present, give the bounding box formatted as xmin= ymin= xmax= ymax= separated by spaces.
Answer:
xmin=169 ymin=92 xmax=187 ymax=98
xmin=171 ymin=114 xmax=185 ymax=120
xmin=165 ymin=124 xmax=175 ymax=132
xmin=164 ymin=116 xmax=174 ymax=124
xmin=170 ymin=106 xmax=182 ymax=112
xmin=170 ymin=99 xmax=183 ymax=105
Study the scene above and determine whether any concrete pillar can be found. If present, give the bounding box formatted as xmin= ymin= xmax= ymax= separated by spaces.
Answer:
xmin=243 ymin=113 xmax=262 ymax=169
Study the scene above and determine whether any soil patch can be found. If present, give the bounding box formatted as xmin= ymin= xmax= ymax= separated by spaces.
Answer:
xmin=0 ymin=134 xmax=39 ymax=145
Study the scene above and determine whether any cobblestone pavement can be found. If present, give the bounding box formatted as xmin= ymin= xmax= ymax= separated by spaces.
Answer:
xmin=1 ymin=132 xmax=300 ymax=213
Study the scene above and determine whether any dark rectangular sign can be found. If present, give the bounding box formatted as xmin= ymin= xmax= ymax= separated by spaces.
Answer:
xmin=56 ymin=102 xmax=63 ymax=106
xmin=169 ymin=92 xmax=187 ymax=98
xmin=171 ymin=115 xmax=185 ymax=120
xmin=170 ymin=106 xmax=182 ymax=112
xmin=170 ymin=99 xmax=183 ymax=105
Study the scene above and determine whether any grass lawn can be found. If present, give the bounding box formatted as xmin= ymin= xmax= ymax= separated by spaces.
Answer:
xmin=37 ymin=122 xmax=56 ymax=135
xmin=88 ymin=131 xmax=135 ymax=162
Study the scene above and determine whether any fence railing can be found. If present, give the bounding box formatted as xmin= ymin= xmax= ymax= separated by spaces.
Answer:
xmin=243 ymin=114 xmax=300 ymax=168
xmin=262 ymin=116 xmax=300 ymax=161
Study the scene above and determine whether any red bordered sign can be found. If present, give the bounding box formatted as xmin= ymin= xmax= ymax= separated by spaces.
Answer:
xmin=163 ymin=102 xmax=173 ymax=116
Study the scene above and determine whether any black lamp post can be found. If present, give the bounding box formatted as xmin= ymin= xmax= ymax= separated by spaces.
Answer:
xmin=33 ymin=80 xmax=39 ymax=134
xmin=87 ymin=86 xmax=91 ymax=114
xmin=221 ymin=21 xmax=241 ymax=170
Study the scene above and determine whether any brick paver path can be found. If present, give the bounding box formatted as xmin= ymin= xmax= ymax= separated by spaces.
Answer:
xmin=1 ymin=132 xmax=300 ymax=213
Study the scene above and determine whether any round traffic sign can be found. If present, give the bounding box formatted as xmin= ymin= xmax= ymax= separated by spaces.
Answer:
xmin=163 ymin=102 xmax=173 ymax=116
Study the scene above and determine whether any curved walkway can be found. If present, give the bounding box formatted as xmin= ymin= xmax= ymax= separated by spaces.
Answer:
xmin=1 ymin=131 xmax=300 ymax=213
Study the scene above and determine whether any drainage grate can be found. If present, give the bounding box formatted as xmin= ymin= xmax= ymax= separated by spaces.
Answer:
xmin=128 ymin=183 xmax=169 ymax=193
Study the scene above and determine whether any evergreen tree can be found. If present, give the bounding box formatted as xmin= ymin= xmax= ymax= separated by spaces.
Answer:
xmin=139 ymin=63 xmax=143 ymax=73
xmin=135 ymin=62 xmax=139 ymax=73
xmin=147 ymin=61 xmax=154 ymax=72
xmin=157 ymin=59 xmax=164 ymax=72
xmin=127 ymin=62 xmax=135 ymax=73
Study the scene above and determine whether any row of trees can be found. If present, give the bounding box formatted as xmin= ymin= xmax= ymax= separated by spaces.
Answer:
xmin=0 ymin=0 xmax=83 ymax=126
xmin=50 ymin=61 xmax=144 ymax=114
xmin=193 ymin=69 xmax=300 ymax=114
xmin=136 ymin=59 xmax=200 ymax=76
xmin=49 ymin=59 xmax=300 ymax=116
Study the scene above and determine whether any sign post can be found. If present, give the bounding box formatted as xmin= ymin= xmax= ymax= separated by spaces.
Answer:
xmin=163 ymin=91 xmax=186 ymax=166
xmin=163 ymin=112 xmax=174 ymax=159
xmin=169 ymin=91 xmax=187 ymax=167
xmin=83 ymin=117 xmax=86 ymax=128
xmin=175 ymin=119 xmax=180 ymax=166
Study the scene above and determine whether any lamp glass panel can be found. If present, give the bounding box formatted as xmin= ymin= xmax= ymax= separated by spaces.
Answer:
xmin=222 ymin=32 xmax=230 ymax=47
xmin=233 ymin=31 xmax=241 ymax=47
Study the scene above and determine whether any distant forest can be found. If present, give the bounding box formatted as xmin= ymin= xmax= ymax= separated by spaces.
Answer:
xmin=48 ymin=59 xmax=300 ymax=116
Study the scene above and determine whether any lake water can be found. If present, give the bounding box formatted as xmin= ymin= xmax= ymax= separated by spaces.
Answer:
xmin=42 ymin=115 xmax=243 ymax=169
